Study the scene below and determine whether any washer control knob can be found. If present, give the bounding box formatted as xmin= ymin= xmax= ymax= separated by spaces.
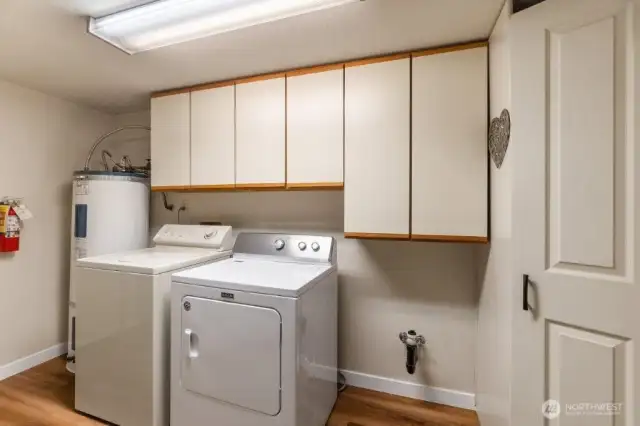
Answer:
xmin=311 ymin=242 xmax=320 ymax=252
xmin=274 ymin=239 xmax=286 ymax=250
xmin=298 ymin=242 xmax=307 ymax=251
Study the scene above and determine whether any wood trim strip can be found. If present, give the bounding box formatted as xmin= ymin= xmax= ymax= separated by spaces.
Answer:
xmin=188 ymin=80 xmax=235 ymax=94
xmin=344 ymin=53 xmax=411 ymax=68
xmin=235 ymin=72 xmax=287 ymax=85
xmin=150 ymin=40 xmax=488 ymax=97
xmin=151 ymin=185 xmax=190 ymax=192
xmin=286 ymin=63 xmax=345 ymax=78
xmin=286 ymin=182 xmax=344 ymax=190
xmin=411 ymin=234 xmax=489 ymax=243
xmin=235 ymin=183 xmax=287 ymax=191
xmin=411 ymin=41 xmax=488 ymax=58
xmin=344 ymin=232 xmax=410 ymax=240
xmin=188 ymin=184 xmax=236 ymax=191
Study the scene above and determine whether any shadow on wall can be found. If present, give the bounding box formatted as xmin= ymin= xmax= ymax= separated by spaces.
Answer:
xmin=347 ymin=239 xmax=481 ymax=307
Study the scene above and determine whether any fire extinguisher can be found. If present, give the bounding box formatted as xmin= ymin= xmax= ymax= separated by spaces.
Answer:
xmin=0 ymin=204 xmax=20 ymax=252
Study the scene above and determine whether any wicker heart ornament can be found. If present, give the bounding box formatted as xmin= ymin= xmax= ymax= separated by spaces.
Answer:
xmin=489 ymin=109 xmax=511 ymax=169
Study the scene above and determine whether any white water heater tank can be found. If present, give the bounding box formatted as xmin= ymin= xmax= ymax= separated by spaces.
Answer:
xmin=67 ymin=171 xmax=150 ymax=372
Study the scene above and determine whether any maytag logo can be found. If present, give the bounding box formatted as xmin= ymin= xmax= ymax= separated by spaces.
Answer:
xmin=221 ymin=292 xmax=235 ymax=300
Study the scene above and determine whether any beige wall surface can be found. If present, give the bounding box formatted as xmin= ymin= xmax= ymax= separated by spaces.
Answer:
xmin=153 ymin=190 xmax=480 ymax=393
xmin=475 ymin=1 xmax=513 ymax=425
xmin=0 ymin=79 xmax=113 ymax=366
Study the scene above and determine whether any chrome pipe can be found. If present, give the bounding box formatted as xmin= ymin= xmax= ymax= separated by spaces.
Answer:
xmin=84 ymin=125 xmax=151 ymax=171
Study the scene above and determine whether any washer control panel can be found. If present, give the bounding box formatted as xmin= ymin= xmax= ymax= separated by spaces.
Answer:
xmin=153 ymin=224 xmax=233 ymax=250
xmin=233 ymin=233 xmax=336 ymax=264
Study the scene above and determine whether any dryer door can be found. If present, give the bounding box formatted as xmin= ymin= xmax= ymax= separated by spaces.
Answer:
xmin=181 ymin=296 xmax=282 ymax=415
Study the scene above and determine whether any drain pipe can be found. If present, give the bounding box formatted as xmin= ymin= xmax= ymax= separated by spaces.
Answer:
xmin=399 ymin=330 xmax=426 ymax=375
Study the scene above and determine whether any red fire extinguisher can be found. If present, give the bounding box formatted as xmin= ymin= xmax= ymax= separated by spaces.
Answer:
xmin=0 ymin=204 xmax=20 ymax=252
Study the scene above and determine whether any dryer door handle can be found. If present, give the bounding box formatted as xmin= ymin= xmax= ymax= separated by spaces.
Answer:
xmin=184 ymin=329 xmax=199 ymax=359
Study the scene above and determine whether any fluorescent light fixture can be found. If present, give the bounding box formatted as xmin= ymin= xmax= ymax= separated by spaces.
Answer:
xmin=89 ymin=0 xmax=360 ymax=54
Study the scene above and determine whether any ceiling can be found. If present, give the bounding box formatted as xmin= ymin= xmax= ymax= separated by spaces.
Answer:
xmin=0 ymin=0 xmax=504 ymax=114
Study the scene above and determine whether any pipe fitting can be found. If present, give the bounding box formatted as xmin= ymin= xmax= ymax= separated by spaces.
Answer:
xmin=399 ymin=330 xmax=426 ymax=375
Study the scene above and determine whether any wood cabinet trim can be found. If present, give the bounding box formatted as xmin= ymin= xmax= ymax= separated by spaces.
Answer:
xmin=188 ymin=184 xmax=236 ymax=191
xmin=344 ymin=53 xmax=411 ymax=68
xmin=188 ymin=80 xmax=236 ymax=94
xmin=235 ymin=183 xmax=287 ymax=190
xmin=344 ymin=233 xmax=411 ymax=240
xmin=151 ymin=185 xmax=190 ymax=192
xmin=286 ymin=182 xmax=344 ymax=190
xmin=235 ymin=72 xmax=287 ymax=85
xmin=287 ymin=63 xmax=345 ymax=77
xmin=150 ymin=40 xmax=487 ymax=97
xmin=411 ymin=234 xmax=489 ymax=243
xmin=411 ymin=41 xmax=489 ymax=58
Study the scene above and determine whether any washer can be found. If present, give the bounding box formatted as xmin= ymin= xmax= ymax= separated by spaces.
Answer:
xmin=75 ymin=224 xmax=233 ymax=426
xmin=171 ymin=232 xmax=338 ymax=426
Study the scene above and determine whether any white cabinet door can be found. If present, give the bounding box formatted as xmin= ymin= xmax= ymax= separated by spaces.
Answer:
xmin=287 ymin=67 xmax=344 ymax=188
xmin=235 ymin=77 xmax=286 ymax=186
xmin=344 ymin=58 xmax=410 ymax=238
xmin=411 ymin=47 xmax=488 ymax=242
xmin=150 ymin=93 xmax=190 ymax=189
xmin=191 ymin=85 xmax=235 ymax=188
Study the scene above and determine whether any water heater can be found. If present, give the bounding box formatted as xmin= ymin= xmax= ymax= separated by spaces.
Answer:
xmin=67 ymin=171 xmax=150 ymax=373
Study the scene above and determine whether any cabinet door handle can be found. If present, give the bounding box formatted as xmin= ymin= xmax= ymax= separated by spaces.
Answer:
xmin=523 ymin=274 xmax=530 ymax=311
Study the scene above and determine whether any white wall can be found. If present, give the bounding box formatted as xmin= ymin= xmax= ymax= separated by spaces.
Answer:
xmin=475 ymin=1 xmax=513 ymax=425
xmin=0 ymin=79 xmax=113 ymax=368
xmin=153 ymin=189 xmax=479 ymax=396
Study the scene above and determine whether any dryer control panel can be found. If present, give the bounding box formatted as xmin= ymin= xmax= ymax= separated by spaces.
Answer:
xmin=153 ymin=225 xmax=233 ymax=250
xmin=233 ymin=232 xmax=336 ymax=264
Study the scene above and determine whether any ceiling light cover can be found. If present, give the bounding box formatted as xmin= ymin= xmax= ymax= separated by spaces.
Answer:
xmin=89 ymin=0 xmax=360 ymax=54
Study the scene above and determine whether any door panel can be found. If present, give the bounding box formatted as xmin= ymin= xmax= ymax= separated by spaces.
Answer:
xmin=150 ymin=93 xmax=190 ymax=188
xmin=344 ymin=58 xmax=410 ymax=236
xmin=549 ymin=16 xmax=615 ymax=268
xmin=235 ymin=78 xmax=286 ymax=185
xmin=512 ymin=0 xmax=640 ymax=424
xmin=191 ymin=86 xmax=235 ymax=187
xmin=181 ymin=297 xmax=282 ymax=416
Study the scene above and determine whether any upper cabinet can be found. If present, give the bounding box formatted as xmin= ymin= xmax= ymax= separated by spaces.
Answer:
xmin=286 ymin=67 xmax=344 ymax=188
xmin=344 ymin=58 xmax=411 ymax=239
xmin=235 ymin=77 xmax=286 ymax=187
xmin=190 ymin=85 xmax=236 ymax=189
xmin=150 ymin=93 xmax=190 ymax=189
xmin=148 ymin=42 xmax=489 ymax=243
xmin=411 ymin=47 xmax=488 ymax=242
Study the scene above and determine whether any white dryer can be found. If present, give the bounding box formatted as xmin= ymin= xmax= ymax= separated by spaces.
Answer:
xmin=75 ymin=224 xmax=233 ymax=426
xmin=171 ymin=232 xmax=338 ymax=426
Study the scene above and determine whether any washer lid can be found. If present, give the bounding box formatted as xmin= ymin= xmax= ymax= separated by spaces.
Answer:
xmin=173 ymin=258 xmax=334 ymax=297
xmin=77 ymin=246 xmax=231 ymax=275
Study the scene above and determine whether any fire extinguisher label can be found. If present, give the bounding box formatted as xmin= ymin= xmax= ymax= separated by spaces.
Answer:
xmin=0 ymin=205 xmax=20 ymax=238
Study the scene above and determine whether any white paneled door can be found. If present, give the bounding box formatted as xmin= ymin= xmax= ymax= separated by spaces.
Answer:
xmin=512 ymin=0 xmax=640 ymax=424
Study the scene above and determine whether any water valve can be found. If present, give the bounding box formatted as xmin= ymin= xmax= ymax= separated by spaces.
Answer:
xmin=399 ymin=330 xmax=426 ymax=375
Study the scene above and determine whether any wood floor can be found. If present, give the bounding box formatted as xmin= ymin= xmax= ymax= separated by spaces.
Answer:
xmin=0 ymin=357 xmax=478 ymax=426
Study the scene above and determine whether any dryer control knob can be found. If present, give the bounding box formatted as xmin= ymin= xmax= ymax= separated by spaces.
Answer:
xmin=274 ymin=239 xmax=286 ymax=250
xmin=298 ymin=242 xmax=307 ymax=251
xmin=311 ymin=242 xmax=320 ymax=252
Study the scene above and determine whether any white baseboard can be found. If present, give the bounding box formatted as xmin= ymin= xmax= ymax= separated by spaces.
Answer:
xmin=340 ymin=369 xmax=476 ymax=410
xmin=0 ymin=343 xmax=66 ymax=382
